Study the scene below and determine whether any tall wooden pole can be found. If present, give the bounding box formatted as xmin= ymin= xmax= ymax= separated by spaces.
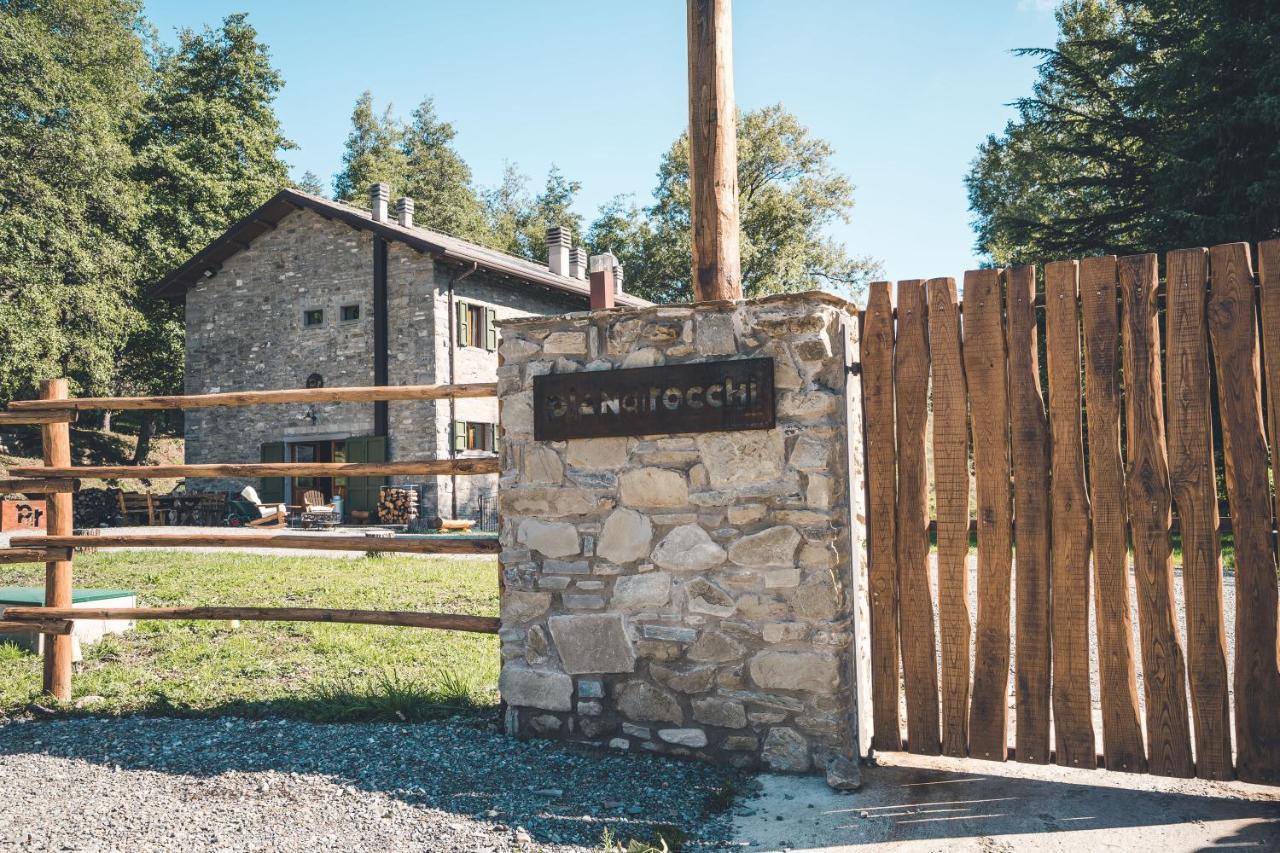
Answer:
xmin=687 ymin=0 xmax=742 ymax=302
xmin=40 ymin=378 xmax=73 ymax=700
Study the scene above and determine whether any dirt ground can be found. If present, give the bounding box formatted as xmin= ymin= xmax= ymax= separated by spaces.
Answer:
xmin=733 ymin=751 xmax=1280 ymax=851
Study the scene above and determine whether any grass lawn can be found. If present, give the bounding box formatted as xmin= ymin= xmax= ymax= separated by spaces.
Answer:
xmin=0 ymin=551 xmax=500 ymax=722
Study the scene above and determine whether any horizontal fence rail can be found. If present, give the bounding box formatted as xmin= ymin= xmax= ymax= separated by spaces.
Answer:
xmin=0 ymin=548 xmax=71 ymax=565
xmin=0 ymin=619 xmax=73 ymax=635
xmin=0 ymin=478 xmax=80 ymax=494
xmin=0 ymin=377 xmax=504 ymax=703
xmin=0 ymin=607 xmax=499 ymax=634
xmin=0 ymin=411 xmax=75 ymax=425
xmin=8 ymin=459 xmax=500 ymax=480
xmin=9 ymin=534 xmax=501 ymax=556
xmin=5 ymin=382 xmax=496 ymax=412
xmin=863 ymin=238 xmax=1280 ymax=786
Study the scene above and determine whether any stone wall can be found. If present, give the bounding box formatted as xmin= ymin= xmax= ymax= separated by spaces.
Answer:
xmin=185 ymin=208 xmax=378 ymax=494
xmin=496 ymin=293 xmax=870 ymax=772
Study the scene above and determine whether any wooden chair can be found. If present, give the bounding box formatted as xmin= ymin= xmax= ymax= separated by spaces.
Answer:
xmin=301 ymin=489 xmax=336 ymax=513
xmin=238 ymin=486 xmax=287 ymax=528
xmin=117 ymin=492 xmax=157 ymax=526
xmin=300 ymin=489 xmax=339 ymax=529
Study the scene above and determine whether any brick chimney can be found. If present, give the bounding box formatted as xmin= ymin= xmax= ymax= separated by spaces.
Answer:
xmin=369 ymin=183 xmax=389 ymax=222
xmin=546 ymin=225 xmax=570 ymax=276
xmin=569 ymin=247 xmax=588 ymax=280
xmin=396 ymin=196 xmax=414 ymax=228
xmin=588 ymin=252 xmax=618 ymax=310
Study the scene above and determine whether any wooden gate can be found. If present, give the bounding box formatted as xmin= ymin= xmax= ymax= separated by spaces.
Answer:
xmin=861 ymin=240 xmax=1280 ymax=785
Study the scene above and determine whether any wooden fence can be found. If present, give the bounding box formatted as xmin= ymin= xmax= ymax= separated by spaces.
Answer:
xmin=0 ymin=380 xmax=501 ymax=701
xmin=862 ymin=240 xmax=1280 ymax=785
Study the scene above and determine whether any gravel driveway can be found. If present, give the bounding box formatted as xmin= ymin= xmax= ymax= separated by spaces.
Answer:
xmin=0 ymin=715 xmax=743 ymax=851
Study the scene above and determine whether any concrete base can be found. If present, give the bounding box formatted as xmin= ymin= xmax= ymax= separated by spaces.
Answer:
xmin=733 ymin=751 xmax=1280 ymax=851
xmin=0 ymin=591 xmax=136 ymax=662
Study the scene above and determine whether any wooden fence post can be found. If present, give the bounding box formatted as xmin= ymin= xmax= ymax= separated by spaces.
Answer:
xmin=40 ymin=378 xmax=73 ymax=700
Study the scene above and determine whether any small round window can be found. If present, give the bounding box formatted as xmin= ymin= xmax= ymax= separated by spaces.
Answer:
xmin=305 ymin=373 xmax=324 ymax=389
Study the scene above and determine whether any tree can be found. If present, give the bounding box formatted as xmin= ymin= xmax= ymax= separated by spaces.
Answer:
xmin=295 ymin=170 xmax=325 ymax=196
xmin=400 ymin=98 xmax=487 ymax=240
xmin=966 ymin=0 xmax=1280 ymax=265
xmin=483 ymin=163 xmax=584 ymax=261
xmin=332 ymin=91 xmax=405 ymax=203
xmin=587 ymin=104 xmax=879 ymax=304
xmin=123 ymin=12 xmax=292 ymax=459
xmin=0 ymin=0 xmax=150 ymax=404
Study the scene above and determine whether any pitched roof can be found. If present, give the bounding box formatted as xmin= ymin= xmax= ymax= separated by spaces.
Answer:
xmin=150 ymin=188 xmax=651 ymax=308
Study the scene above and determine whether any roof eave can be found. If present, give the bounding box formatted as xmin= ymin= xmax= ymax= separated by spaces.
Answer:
xmin=149 ymin=188 xmax=651 ymax=308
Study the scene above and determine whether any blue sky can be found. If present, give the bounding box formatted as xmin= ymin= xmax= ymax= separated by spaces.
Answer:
xmin=143 ymin=1 xmax=1060 ymax=285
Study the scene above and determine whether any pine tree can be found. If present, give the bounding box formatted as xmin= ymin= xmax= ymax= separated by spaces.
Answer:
xmin=966 ymin=0 xmax=1280 ymax=264
xmin=295 ymin=170 xmax=326 ymax=196
xmin=332 ymin=91 xmax=405 ymax=202
xmin=482 ymin=163 xmax=584 ymax=261
xmin=400 ymin=98 xmax=487 ymax=240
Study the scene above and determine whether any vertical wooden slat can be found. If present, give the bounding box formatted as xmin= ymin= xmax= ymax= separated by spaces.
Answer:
xmin=40 ymin=378 xmax=73 ymax=700
xmin=928 ymin=277 xmax=970 ymax=757
xmin=1165 ymin=248 xmax=1233 ymax=780
xmin=1043 ymin=260 xmax=1096 ymax=767
xmin=894 ymin=279 xmax=941 ymax=755
xmin=1259 ymin=240 xmax=1280 ymax=564
xmin=863 ymin=281 xmax=903 ymax=752
xmin=1118 ymin=252 xmax=1195 ymax=778
xmin=1079 ymin=255 xmax=1146 ymax=773
xmin=1005 ymin=265 xmax=1052 ymax=764
xmin=962 ymin=269 xmax=1013 ymax=761
xmin=1208 ymin=242 xmax=1280 ymax=784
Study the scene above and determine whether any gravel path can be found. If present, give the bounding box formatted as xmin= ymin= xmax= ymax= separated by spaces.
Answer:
xmin=0 ymin=715 xmax=744 ymax=852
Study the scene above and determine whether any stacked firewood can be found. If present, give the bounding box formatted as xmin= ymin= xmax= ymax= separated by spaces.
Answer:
xmin=377 ymin=487 xmax=419 ymax=525
xmin=73 ymin=488 xmax=122 ymax=528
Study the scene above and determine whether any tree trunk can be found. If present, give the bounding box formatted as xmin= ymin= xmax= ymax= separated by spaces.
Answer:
xmin=132 ymin=413 xmax=154 ymax=465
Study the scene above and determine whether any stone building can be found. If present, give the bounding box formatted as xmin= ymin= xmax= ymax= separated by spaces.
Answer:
xmin=153 ymin=183 xmax=647 ymax=522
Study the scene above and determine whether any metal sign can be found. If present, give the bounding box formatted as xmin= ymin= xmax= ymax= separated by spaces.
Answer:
xmin=1 ymin=499 xmax=46 ymax=532
xmin=533 ymin=358 xmax=775 ymax=441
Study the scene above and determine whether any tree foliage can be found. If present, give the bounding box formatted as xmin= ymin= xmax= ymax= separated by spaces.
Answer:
xmin=128 ymin=12 xmax=292 ymax=400
xmin=0 ymin=5 xmax=291 ymax=410
xmin=587 ymin=104 xmax=879 ymax=304
xmin=482 ymin=163 xmax=583 ymax=262
xmin=332 ymin=93 xmax=489 ymax=242
xmin=967 ymin=0 xmax=1280 ymax=265
xmin=0 ymin=0 xmax=149 ymax=403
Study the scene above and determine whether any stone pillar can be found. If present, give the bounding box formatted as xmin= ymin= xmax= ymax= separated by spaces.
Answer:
xmin=496 ymin=293 xmax=869 ymax=773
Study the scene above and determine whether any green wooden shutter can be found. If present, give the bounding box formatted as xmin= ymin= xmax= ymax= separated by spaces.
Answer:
xmin=456 ymin=301 xmax=470 ymax=347
xmin=453 ymin=421 xmax=467 ymax=453
xmin=259 ymin=442 xmax=285 ymax=503
xmin=345 ymin=435 xmax=388 ymax=521
xmin=485 ymin=307 xmax=497 ymax=351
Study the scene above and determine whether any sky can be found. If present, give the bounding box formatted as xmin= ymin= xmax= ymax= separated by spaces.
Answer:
xmin=142 ymin=0 xmax=1061 ymax=286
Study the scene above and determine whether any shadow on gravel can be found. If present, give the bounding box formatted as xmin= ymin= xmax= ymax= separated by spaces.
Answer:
xmin=0 ymin=715 xmax=746 ymax=849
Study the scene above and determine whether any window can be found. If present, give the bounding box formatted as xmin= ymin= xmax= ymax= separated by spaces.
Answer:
xmin=303 ymin=308 xmax=324 ymax=327
xmin=305 ymin=373 xmax=324 ymax=389
xmin=340 ymin=304 xmax=360 ymax=322
xmin=455 ymin=302 xmax=497 ymax=350
xmin=453 ymin=421 xmax=497 ymax=453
